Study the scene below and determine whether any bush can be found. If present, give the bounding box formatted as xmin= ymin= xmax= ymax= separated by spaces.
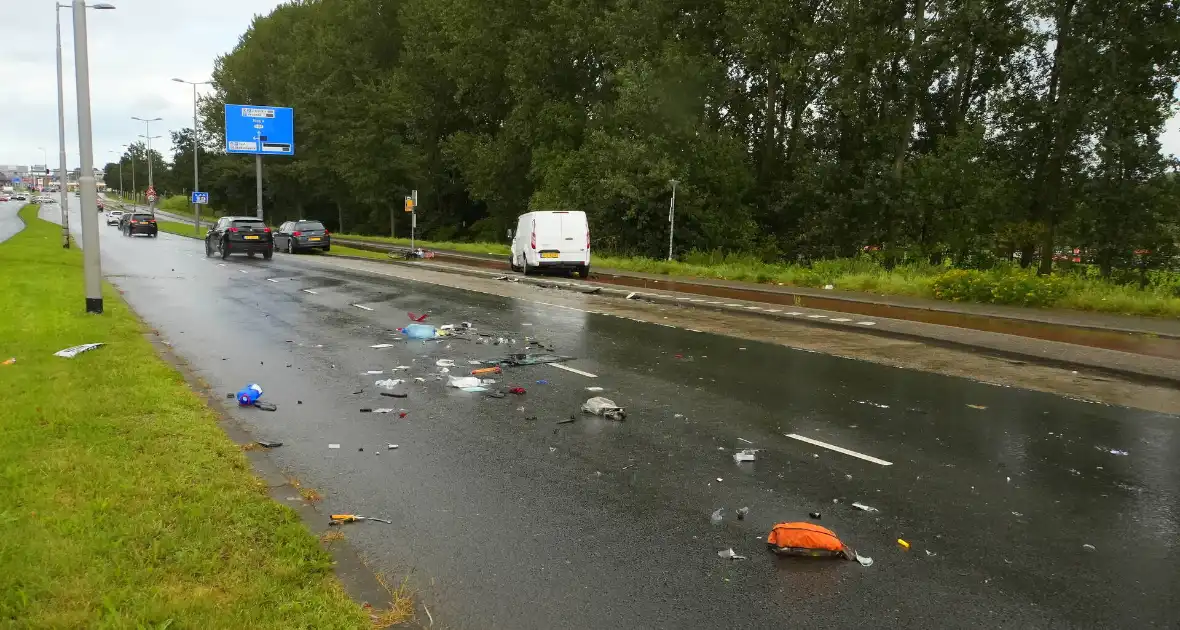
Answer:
xmin=931 ymin=269 xmax=1066 ymax=307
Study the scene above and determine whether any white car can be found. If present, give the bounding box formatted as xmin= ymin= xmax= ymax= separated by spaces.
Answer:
xmin=509 ymin=210 xmax=590 ymax=277
xmin=106 ymin=210 xmax=124 ymax=226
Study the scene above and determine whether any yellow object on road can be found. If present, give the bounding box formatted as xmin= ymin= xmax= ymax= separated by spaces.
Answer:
xmin=328 ymin=514 xmax=392 ymax=526
xmin=897 ymin=538 xmax=910 ymax=550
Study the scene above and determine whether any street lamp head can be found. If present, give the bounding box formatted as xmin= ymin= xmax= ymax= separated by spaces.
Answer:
xmin=91 ymin=3 xmax=117 ymax=9
xmin=172 ymin=78 xmax=186 ymax=83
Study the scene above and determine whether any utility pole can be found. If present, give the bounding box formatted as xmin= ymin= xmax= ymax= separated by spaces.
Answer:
xmin=132 ymin=115 xmax=161 ymax=210
xmin=668 ymin=179 xmax=679 ymax=261
xmin=55 ymin=3 xmax=74 ymax=248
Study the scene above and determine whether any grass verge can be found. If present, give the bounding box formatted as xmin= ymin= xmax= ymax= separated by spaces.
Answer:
xmin=156 ymin=219 xmax=202 ymax=239
xmin=337 ymin=232 xmax=511 ymax=257
xmin=0 ymin=205 xmax=380 ymax=628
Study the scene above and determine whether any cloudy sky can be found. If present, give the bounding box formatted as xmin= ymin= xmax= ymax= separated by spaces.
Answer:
xmin=0 ymin=0 xmax=285 ymax=170
xmin=2 ymin=1 xmax=1179 ymax=173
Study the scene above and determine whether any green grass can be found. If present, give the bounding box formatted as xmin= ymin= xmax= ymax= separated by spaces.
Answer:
xmin=156 ymin=219 xmax=203 ymax=239
xmin=324 ymin=244 xmax=393 ymax=261
xmin=0 ymin=205 xmax=386 ymax=628
xmin=337 ymin=233 xmax=511 ymax=257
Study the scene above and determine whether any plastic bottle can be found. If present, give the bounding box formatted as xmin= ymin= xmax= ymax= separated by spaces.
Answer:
xmin=400 ymin=324 xmax=438 ymax=340
xmin=237 ymin=383 xmax=263 ymax=406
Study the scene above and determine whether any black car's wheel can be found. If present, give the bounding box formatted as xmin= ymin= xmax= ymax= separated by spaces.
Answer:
xmin=205 ymin=238 xmax=213 ymax=257
xmin=287 ymin=239 xmax=295 ymax=254
xmin=220 ymin=239 xmax=231 ymax=259
xmin=263 ymin=247 xmax=273 ymax=260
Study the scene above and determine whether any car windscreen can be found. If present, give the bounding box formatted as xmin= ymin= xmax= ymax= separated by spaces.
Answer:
xmin=295 ymin=221 xmax=325 ymax=231
xmin=230 ymin=220 xmax=266 ymax=229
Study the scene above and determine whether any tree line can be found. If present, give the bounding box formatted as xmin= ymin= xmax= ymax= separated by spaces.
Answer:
xmin=107 ymin=0 xmax=1180 ymax=279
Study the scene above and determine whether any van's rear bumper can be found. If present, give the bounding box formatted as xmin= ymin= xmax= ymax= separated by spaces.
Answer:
xmin=535 ymin=260 xmax=586 ymax=269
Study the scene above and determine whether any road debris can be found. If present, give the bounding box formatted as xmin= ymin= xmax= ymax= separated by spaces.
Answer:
xmin=536 ymin=379 xmax=549 ymax=385
xmin=717 ymin=548 xmax=747 ymax=560
xmin=471 ymin=366 xmax=502 ymax=376
xmin=253 ymin=401 xmax=278 ymax=412
xmin=581 ymin=397 xmax=626 ymax=421
xmin=448 ymin=376 xmax=482 ymax=388
xmin=388 ymin=444 xmax=398 ymax=449
xmin=366 ymin=370 xmax=385 ymax=375
xmin=856 ymin=400 xmax=890 ymax=409
xmin=583 ymin=287 xmax=601 ymax=295
xmin=737 ymin=437 xmax=753 ymax=444
xmin=461 ymin=387 xmax=489 ymax=392
xmin=925 ymin=549 xmax=937 ymax=557
xmin=557 ymin=417 xmax=576 ymax=425
xmin=370 ymin=408 xmax=396 ymax=414
xmin=710 ymin=508 xmax=725 ymax=524
xmin=236 ymin=383 xmax=264 ymax=406
xmin=809 ymin=512 xmax=821 ymax=520
xmin=509 ymin=387 xmax=526 ymax=395
xmin=54 ymin=342 xmax=105 ymax=358
xmin=897 ymin=539 xmax=910 ymax=550
xmin=328 ymin=444 xmax=341 ymax=449
xmin=329 ymin=514 xmax=393 ymax=526
xmin=370 ymin=343 xmax=396 ymax=349
xmin=585 ymin=386 xmax=604 ymax=392
xmin=851 ymin=502 xmax=879 ymax=512
xmin=1100 ymin=447 xmax=1129 ymax=456
xmin=2 ymin=358 xmax=14 ymax=365
xmin=399 ymin=324 xmax=439 ymax=339
xmin=407 ymin=312 xmax=428 ymax=322
xmin=736 ymin=507 xmax=749 ymax=520
xmin=766 ymin=522 xmax=871 ymax=567
xmin=499 ymin=353 xmax=574 ymax=366
xmin=625 ymin=292 xmax=638 ymax=300
xmin=436 ymin=359 xmax=456 ymax=367
xmin=256 ymin=440 xmax=283 ymax=448
xmin=375 ymin=378 xmax=405 ymax=389
xmin=1083 ymin=543 xmax=1096 ymax=551
xmin=380 ymin=392 xmax=408 ymax=398
xmin=966 ymin=404 xmax=988 ymax=410
xmin=733 ymin=449 xmax=757 ymax=463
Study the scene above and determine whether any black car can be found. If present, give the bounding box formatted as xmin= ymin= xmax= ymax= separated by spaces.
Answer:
xmin=275 ymin=220 xmax=331 ymax=253
xmin=205 ymin=216 xmax=274 ymax=259
xmin=121 ymin=212 xmax=158 ymax=237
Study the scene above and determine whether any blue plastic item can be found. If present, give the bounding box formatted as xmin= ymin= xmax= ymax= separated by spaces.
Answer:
xmin=400 ymin=324 xmax=438 ymax=340
xmin=237 ymin=383 xmax=263 ymax=406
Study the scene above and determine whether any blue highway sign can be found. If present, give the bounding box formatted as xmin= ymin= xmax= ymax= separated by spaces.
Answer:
xmin=224 ymin=104 xmax=294 ymax=155
xmin=191 ymin=191 xmax=210 ymax=204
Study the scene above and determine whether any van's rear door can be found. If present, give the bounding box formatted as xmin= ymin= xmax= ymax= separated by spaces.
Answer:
xmin=557 ymin=211 xmax=587 ymax=262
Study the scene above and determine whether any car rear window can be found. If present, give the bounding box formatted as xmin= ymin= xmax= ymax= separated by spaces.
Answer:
xmin=295 ymin=221 xmax=325 ymax=230
xmin=231 ymin=220 xmax=266 ymax=229
xmin=132 ymin=214 xmax=153 ymax=220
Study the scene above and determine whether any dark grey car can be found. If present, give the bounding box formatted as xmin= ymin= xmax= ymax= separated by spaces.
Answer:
xmin=275 ymin=220 xmax=331 ymax=253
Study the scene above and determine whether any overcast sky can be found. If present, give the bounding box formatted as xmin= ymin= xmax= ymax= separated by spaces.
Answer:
xmin=2 ymin=1 xmax=1179 ymax=172
xmin=0 ymin=0 xmax=285 ymax=170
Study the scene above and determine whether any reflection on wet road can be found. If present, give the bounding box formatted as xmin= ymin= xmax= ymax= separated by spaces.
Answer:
xmin=58 ymin=200 xmax=1180 ymax=628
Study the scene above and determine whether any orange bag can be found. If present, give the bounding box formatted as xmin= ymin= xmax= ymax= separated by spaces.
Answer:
xmin=766 ymin=522 xmax=855 ymax=559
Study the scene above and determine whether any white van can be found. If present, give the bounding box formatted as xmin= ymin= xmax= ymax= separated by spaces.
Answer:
xmin=509 ymin=211 xmax=590 ymax=277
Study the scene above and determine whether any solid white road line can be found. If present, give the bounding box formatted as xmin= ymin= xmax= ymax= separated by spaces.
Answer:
xmin=550 ymin=363 xmax=598 ymax=378
xmin=746 ymin=306 xmax=762 ymax=310
xmin=785 ymin=312 xmax=803 ymax=316
xmin=831 ymin=318 xmax=851 ymax=322
xmin=807 ymin=314 xmax=827 ymax=319
xmin=302 ymin=289 xmax=318 ymax=294
xmin=353 ymin=304 xmax=374 ymax=311
xmin=857 ymin=321 xmax=876 ymax=326
xmin=766 ymin=309 xmax=782 ymax=313
xmin=785 ymin=433 xmax=893 ymax=466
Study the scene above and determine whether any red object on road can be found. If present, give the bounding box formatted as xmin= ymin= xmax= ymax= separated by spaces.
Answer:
xmin=407 ymin=312 xmax=428 ymax=322
xmin=508 ymin=387 xmax=526 ymax=395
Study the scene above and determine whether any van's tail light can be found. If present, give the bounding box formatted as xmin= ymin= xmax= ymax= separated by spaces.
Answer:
xmin=229 ymin=227 xmax=238 ymax=232
xmin=530 ymin=221 xmax=536 ymax=250
xmin=586 ymin=230 xmax=590 ymax=250
xmin=292 ymin=231 xmax=302 ymax=237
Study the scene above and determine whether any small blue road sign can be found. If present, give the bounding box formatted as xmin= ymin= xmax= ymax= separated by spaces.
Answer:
xmin=191 ymin=191 xmax=209 ymax=204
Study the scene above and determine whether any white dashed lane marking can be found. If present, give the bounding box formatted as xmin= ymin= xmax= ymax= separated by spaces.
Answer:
xmin=785 ymin=433 xmax=893 ymax=466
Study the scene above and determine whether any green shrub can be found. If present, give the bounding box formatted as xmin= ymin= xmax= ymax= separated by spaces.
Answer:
xmin=932 ymin=269 xmax=1067 ymax=307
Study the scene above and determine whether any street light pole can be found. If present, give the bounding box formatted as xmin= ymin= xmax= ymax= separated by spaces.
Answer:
xmin=54 ymin=4 xmax=72 ymax=247
xmin=172 ymin=78 xmax=210 ymax=233
xmin=72 ymin=0 xmax=116 ymax=314
xmin=132 ymin=115 xmax=161 ymax=210
xmin=668 ymin=179 xmax=679 ymax=261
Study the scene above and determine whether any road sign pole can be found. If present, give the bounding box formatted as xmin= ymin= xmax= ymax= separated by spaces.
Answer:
xmin=255 ymin=154 xmax=263 ymax=221
xmin=411 ymin=189 xmax=417 ymax=252
xmin=55 ymin=6 xmax=70 ymax=249
xmin=192 ymin=83 xmax=200 ymax=234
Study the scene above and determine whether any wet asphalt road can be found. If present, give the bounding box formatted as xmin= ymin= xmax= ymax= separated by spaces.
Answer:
xmin=0 ymin=198 xmax=27 ymax=243
xmin=49 ymin=199 xmax=1180 ymax=628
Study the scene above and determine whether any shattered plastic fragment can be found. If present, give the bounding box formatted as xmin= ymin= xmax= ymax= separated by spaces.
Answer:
xmin=388 ymin=444 xmax=398 ymax=449
xmin=809 ymin=512 xmax=822 ymax=520
xmin=717 ymin=548 xmax=747 ymax=560
xmin=736 ymin=507 xmax=749 ymax=520
xmin=585 ymin=386 xmax=604 ymax=392
xmin=371 ymin=408 xmax=395 ymax=414
xmin=966 ymin=404 xmax=988 ymax=410
xmin=370 ymin=343 xmax=396 ymax=349
xmin=855 ymin=553 xmax=874 ymax=567
xmin=710 ymin=508 xmax=724 ymax=524
xmin=581 ymin=397 xmax=626 ymax=421
xmin=733 ymin=449 xmax=757 ymax=463
xmin=461 ymin=387 xmax=489 ymax=393
xmin=375 ymin=378 xmax=405 ymax=389
xmin=851 ymin=502 xmax=879 ymax=512
xmin=54 ymin=343 xmax=105 ymax=358
xmin=1083 ymin=543 xmax=1096 ymax=551
xmin=328 ymin=444 xmax=341 ymax=449
xmin=436 ymin=359 xmax=456 ymax=367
